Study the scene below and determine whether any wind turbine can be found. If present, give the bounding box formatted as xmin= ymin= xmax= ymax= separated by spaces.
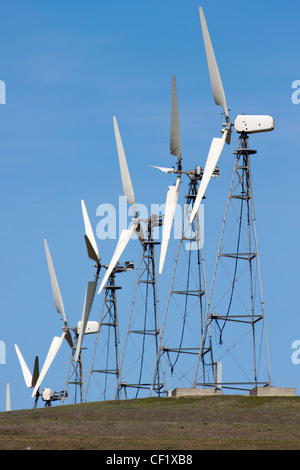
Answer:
xmin=192 ymin=6 xmax=274 ymax=392
xmin=82 ymin=197 xmax=133 ymax=402
xmin=96 ymin=116 xmax=164 ymax=399
xmin=15 ymin=344 xmax=66 ymax=407
xmin=29 ymin=239 xmax=73 ymax=400
xmin=30 ymin=238 xmax=99 ymax=403
xmin=150 ymin=73 xmax=218 ymax=394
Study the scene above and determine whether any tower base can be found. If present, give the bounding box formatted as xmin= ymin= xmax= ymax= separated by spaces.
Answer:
xmin=171 ymin=387 xmax=223 ymax=398
xmin=250 ymin=386 xmax=296 ymax=397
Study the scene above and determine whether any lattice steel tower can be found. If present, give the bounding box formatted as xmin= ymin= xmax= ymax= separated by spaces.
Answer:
xmin=84 ymin=262 xmax=134 ymax=401
xmin=150 ymin=74 xmax=219 ymax=393
xmin=117 ymin=215 xmax=165 ymax=399
xmin=194 ymin=134 xmax=272 ymax=392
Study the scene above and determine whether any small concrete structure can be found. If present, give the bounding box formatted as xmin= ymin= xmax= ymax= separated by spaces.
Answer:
xmin=250 ymin=386 xmax=296 ymax=397
xmin=171 ymin=387 xmax=223 ymax=398
xmin=170 ymin=386 xmax=297 ymax=398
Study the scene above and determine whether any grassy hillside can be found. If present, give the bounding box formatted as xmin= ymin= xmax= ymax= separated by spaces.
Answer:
xmin=1 ymin=395 xmax=300 ymax=450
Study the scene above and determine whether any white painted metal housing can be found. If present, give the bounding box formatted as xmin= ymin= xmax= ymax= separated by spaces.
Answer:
xmin=234 ymin=115 xmax=275 ymax=134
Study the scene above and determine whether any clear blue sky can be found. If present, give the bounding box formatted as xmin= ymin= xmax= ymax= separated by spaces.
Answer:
xmin=0 ymin=0 xmax=299 ymax=410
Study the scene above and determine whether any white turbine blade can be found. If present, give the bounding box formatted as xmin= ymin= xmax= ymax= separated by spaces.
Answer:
xmin=98 ymin=225 xmax=135 ymax=295
xmin=190 ymin=131 xmax=227 ymax=223
xmin=14 ymin=344 xmax=32 ymax=388
xmin=6 ymin=384 xmax=11 ymax=412
xmin=159 ymin=177 xmax=180 ymax=274
xmin=81 ymin=200 xmax=100 ymax=264
xmin=32 ymin=333 xmax=65 ymax=398
xmin=170 ymin=74 xmax=181 ymax=158
xmin=113 ymin=116 xmax=136 ymax=211
xmin=75 ymin=280 xmax=98 ymax=362
xmin=44 ymin=239 xmax=68 ymax=325
xmin=148 ymin=165 xmax=177 ymax=174
xmin=199 ymin=7 xmax=229 ymax=119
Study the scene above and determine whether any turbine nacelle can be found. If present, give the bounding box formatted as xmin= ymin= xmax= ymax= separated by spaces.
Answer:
xmin=41 ymin=388 xmax=68 ymax=406
xmin=234 ymin=115 xmax=275 ymax=134
xmin=76 ymin=320 xmax=99 ymax=335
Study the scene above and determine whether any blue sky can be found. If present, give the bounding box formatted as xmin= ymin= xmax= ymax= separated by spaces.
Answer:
xmin=0 ymin=0 xmax=299 ymax=410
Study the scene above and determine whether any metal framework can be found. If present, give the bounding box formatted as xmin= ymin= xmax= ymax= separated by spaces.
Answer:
xmin=117 ymin=216 xmax=165 ymax=399
xmin=84 ymin=263 xmax=133 ymax=402
xmin=63 ymin=334 xmax=85 ymax=404
xmin=63 ymin=261 xmax=102 ymax=405
xmin=194 ymin=133 xmax=272 ymax=392
xmin=154 ymin=168 xmax=218 ymax=394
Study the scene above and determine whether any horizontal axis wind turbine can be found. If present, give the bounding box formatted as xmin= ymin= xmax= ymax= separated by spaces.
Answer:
xmin=31 ymin=236 xmax=100 ymax=398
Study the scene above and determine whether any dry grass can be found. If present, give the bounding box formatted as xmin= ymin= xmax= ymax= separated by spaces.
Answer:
xmin=1 ymin=395 xmax=300 ymax=450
